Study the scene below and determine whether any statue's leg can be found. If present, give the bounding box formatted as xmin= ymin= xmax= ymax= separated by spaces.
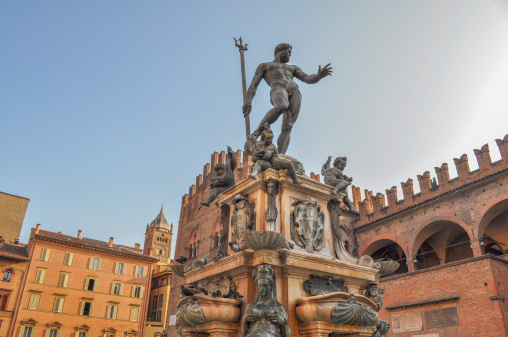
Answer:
xmin=252 ymin=88 xmax=288 ymax=136
xmin=200 ymin=189 xmax=218 ymax=207
xmin=343 ymin=196 xmax=359 ymax=214
xmin=278 ymin=91 xmax=301 ymax=154
xmin=331 ymin=179 xmax=350 ymax=195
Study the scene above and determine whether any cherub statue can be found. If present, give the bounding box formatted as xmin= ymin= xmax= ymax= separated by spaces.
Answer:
xmin=321 ymin=156 xmax=359 ymax=214
xmin=246 ymin=125 xmax=301 ymax=185
xmin=241 ymin=264 xmax=292 ymax=337
xmin=201 ymin=146 xmax=237 ymax=207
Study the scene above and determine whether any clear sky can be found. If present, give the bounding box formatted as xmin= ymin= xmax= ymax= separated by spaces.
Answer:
xmin=1 ymin=1 xmax=507 ymax=258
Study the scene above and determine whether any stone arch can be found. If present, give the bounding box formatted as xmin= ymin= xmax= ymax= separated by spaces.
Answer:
xmin=411 ymin=219 xmax=474 ymax=270
xmin=477 ymin=198 xmax=508 ymax=255
xmin=360 ymin=234 xmax=408 ymax=257
xmin=361 ymin=236 xmax=409 ymax=276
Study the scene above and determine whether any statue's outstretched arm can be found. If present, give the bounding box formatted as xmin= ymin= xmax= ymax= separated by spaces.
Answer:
xmin=321 ymin=156 xmax=332 ymax=175
xmin=294 ymin=64 xmax=332 ymax=84
xmin=243 ymin=64 xmax=265 ymax=115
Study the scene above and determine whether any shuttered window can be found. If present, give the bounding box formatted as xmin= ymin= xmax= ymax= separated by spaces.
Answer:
xmin=64 ymin=252 xmax=74 ymax=265
xmin=35 ymin=268 xmax=46 ymax=284
xmin=40 ymin=248 xmax=51 ymax=261
xmin=54 ymin=297 xmax=65 ymax=312
xmin=59 ymin=273 xmax=70 ymax=287
xmin=28 ymin=294 xmax=40 ymax=309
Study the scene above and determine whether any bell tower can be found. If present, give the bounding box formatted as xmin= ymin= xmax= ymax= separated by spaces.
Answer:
xmin=144 ymin=205 xmax=173 ymax=263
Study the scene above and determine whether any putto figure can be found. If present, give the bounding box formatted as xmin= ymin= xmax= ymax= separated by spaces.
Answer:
xmin=321 ymin=156 xmax=359 ymax=214
xmin=201 ymin=146 xmax=237 ymax=207
xmin=246 ymin=126 xmax=301 ymax=185
xmin=241 ymin=264 xmax=292 ymax=337
xmin=243 ymin=43 xmax=332 ymax=154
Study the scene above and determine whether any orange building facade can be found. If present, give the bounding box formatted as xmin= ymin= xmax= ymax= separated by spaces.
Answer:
xmin=9 ymin=225 xmax=157 ymax=337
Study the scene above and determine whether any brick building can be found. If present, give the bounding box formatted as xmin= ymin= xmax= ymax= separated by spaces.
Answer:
xmin=168 ymin=135 xmax=508 ymax=336
xmin=9 ymin=224 xmax=157 ymax=337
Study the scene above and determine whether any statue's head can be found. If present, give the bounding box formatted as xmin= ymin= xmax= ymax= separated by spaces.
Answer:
xmin=214 ymin=163 xmax=225 ymax=175
xmin=260 ymin=129 xmax=274 ymax=144
xmin=253 ymin=264 xmax=276 ymax=297
xmin=274 ymin=43 xmax=292 ymax=63
xmin=333 ymin=157 xmax=347 ymax=170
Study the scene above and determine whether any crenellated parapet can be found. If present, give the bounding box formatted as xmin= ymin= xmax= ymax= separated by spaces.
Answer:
xmin=354 ymin=134 xmax=508 ymax=227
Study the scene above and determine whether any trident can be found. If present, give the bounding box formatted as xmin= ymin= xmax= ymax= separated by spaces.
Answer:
xmin=234 ymin=37 xmax=250 ymax=137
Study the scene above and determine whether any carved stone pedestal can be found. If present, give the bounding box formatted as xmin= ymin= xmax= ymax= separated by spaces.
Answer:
xmin=180 ymin=322 xmax=240 ymax=337
xmin=299 ymin=321 xmax=373 ymax=337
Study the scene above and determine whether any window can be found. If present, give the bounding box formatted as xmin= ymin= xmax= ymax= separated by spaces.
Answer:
xmin=156 ymin=311 xmax=162 ymax=322
xmin=3 ymin=269 xmax=13 ymax=281
xmin=64 ymin=252 xmax=74 ymax=265
xmin=28 ymin=294 xmax=40 ymax=310
xmin=115 ymin=262 xmax=126 ymax=275
xmin=54 ymin=297 xmax=65 ymax=313
xmin=161 ymin=278 xmax=167 ymax=286
xmin=130 ymin=307 xmax=139 ymax=322
xmin=0 ymin=292 xmax=10 ymax=310
xmin=59 ymin=273 xmax=70 ymax=287
xmin=40 ymin=248 xmax=51 ymax=261
xmin=85 ymin=278 xmax=97 ymax=291
xmin=152 ymin=295 xmax=158 ymax=309
xmin=48 ymin=329 xmax=59 ymax=337
xmin=20 ymin=326 xmax=35 ymax=337
xmin=78 ymin=333 xmax=87 ymax=337
xmin=135 ymin=266 xmax=145 ymax=278
xmin=158 ymin=294 xmax=163 ymax=308
xmin=35 ymin=268 xmax=46 ymax=284
xmin=111 ymin=282 xmax=123 ymax=295
xmin=89 ymin=258 xmax=101 ymax=270
xmin=107 ymin=305 xmax=118 ymax=319
xmin=80 ymin=301 xmax=93 ymax=316
xmin=132 ymin=285 xmax=143 ymax=298
xmin=150 ymin=311 xmax=156 ymax=321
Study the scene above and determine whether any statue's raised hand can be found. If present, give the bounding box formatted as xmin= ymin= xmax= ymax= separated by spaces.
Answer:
xmin=317 ymin=63 xmax=333 ymax=79
xmin=242 ymin=103 xmax=252 ymax=116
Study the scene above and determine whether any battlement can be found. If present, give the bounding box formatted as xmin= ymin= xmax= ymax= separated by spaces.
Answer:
xmin=352 ymin=134 xmax=508 ymax=226
xmin=180 ymin=149 xmax=252 ymax=210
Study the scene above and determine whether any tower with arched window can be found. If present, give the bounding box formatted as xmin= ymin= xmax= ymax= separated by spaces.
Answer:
xmin=143 ymin=206 xmax=173 ymax=264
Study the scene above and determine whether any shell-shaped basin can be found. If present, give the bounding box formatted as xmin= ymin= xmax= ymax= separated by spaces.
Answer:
xmin=194 ymin=294 xmax=242 ymax=323
xmin=296 ymin=292 xmax=378 ymax=325
xmin=242 ymin=230 xmax=289 ymax=250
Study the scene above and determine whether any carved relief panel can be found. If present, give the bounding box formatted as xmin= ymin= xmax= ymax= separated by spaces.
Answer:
xmin=230 ymin=194 xmax=255 ymax=247
xmin=290 ymin=196 xmax=324 ymax=253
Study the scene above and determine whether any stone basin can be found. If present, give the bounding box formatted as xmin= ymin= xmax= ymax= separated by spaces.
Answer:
xmin=242 ymin=230 xmax=289 ymax=250
xmin=296 ymin=292 xmax=378 ymax=325
xmin=194 ymin=294 xmax=242 ymax=323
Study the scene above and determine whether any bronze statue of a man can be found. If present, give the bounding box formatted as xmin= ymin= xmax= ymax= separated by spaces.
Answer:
xmin=242 ymin=43 xmax=332 ymax=155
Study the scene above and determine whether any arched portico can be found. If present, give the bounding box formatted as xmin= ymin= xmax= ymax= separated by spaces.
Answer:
xmin=477 ymin=199 xmax=508 ymax=256
xmin=361 ymin=236 xmax=409 ymax=276
xmin=411 ymin=220 xmax=474 ymax=271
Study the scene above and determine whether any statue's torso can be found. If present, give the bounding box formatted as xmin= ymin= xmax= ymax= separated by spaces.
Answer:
xmin=262 ymin=62 xmax=299 ymax=91
xmin=246 ymin=303 xmax=283 ymax=337
xmin=324 ymin=167 xmax=344 ymax=184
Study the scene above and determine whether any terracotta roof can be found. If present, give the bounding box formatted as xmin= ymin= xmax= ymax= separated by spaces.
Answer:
xmin=34 ymin=229 xmax=155 ymax=261
xmin=0 ymin=243 xmax=29 ymax=261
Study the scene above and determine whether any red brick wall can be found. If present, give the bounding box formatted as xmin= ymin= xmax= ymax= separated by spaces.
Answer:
xmin=379 ymin=256 xmax=507 ymax=337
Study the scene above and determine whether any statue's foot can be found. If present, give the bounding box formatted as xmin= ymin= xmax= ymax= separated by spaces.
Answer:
xmin=248 ymin=174 xmax=258 ymax=180
xmin=292 ymin=178 xmax=303 ymax=185
xmin=331 ymin=189 xmax=339 ymax=195
xmin=200 ymin=202 xmax=210 ymax=207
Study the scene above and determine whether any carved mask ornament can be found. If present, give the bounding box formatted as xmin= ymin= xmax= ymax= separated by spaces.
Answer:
xmin=290 ymin=197 xmax=324 ymax=253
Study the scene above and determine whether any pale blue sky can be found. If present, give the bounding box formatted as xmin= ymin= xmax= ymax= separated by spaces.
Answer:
xmin=1 ymin=1 xmax=507 ymax=258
